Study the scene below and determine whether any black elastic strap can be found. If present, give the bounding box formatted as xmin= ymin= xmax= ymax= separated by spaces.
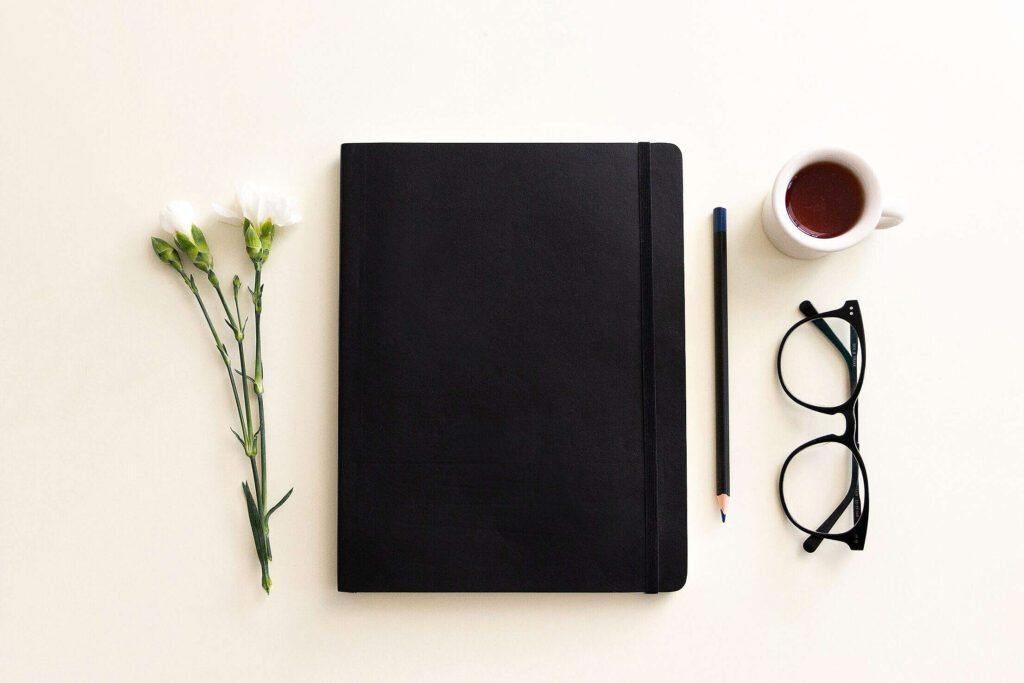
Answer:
xmin=638 ymin=142 xmax=659 ymax=594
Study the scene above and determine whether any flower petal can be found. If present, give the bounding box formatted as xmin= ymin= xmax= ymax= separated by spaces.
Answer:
xmin=212 ymin=202 xmax=243 ymax=225
xmin=159 ymin=200 xmax=196 ymax=235
xmin=216 ymin=183 xmax=302 ymax=230
xmin=265 ymin=191 xmax=302 ymax=227
xmin=236 ymin=183 xmax=262 ymax=225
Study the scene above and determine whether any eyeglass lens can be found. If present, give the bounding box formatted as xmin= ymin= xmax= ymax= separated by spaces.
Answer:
xmin=779 ymin=316 xmax=863 ymax=409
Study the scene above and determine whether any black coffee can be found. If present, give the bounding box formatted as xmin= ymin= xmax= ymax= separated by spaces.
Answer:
xmin=785 ymin=161 xmax=865 ymax=238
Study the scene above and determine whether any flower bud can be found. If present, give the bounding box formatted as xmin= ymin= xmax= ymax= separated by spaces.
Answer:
xmin=151 ymin=237 xmax=184 ymax=273
xmin=194 ymin=251 xmax=213 ymax=273
xmin=174 ymin=227 xmax=213 ymax=272
xmin=259 ymin=220 xmax=275 ymax=255
xmin=233 ymin=275 xmax=242 ymax=296
xmin=244 ymin=224 xmax=262 ymax=261
xmin=190 ymin=225 xmax=210 ymax=254
xmin=174 ymin=230 xmax=199 ymax=261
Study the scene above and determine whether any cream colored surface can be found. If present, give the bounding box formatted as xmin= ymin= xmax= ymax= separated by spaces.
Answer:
xmin=1 ymin=1 xmax=1021 ymax=680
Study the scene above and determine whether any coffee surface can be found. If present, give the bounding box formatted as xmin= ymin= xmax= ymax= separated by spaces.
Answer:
xmin=785 ymin=161 xmax=865 ymax=238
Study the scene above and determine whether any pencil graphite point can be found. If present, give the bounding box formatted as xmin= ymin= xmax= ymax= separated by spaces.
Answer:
xmin=717 ymin=493 xmax=729 ymax=524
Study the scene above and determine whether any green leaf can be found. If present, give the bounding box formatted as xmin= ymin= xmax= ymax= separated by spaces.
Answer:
xmin=266 ymin=488 xmax=294 ymax=521
xmin=230 ymin=428 xmax=246 ymax=447
xmin=242 ymin=482 xmax=267 ymax=564
xmin=233 ymin=368 xmax=256 ymax=383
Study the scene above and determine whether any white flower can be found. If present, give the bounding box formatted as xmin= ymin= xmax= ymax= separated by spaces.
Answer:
xmin=262 ymin=192 xmax=302 ymax=228
xmin=213 ymin=183 xmax=302 ymax=228
xmin=213 ymin=183 xmax=264 ymax=226
xmin=159 ymin=200 xmax=197 ymax=237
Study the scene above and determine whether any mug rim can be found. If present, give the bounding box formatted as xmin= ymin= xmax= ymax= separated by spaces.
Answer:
xmin=771 ymin=148 xmax=883 ymax=253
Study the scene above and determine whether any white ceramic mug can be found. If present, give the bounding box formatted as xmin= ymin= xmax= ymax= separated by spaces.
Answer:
xmin=761 ymin=149 xmax=903 ymax=259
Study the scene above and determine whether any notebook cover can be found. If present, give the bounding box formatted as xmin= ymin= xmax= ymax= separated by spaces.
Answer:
xmin=339 ymin=143 xmax=686 ymax=592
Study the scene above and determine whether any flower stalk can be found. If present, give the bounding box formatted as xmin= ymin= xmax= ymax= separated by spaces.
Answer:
xmin=152 ymin=191 xmax=298 ymax=594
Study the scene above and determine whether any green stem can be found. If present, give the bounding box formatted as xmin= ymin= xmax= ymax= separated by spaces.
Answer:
xmin=254 ymin=268 xmax=266 ymax=516
xmin=228 ymin=279 xmax=260 ymax=505
xmin=212 ymin=278 xmax=238 ymax=333
xmin=253 ymin=267 xmax=273 ymax=563
xmin=181 ymin=273 xmax=247 ymax=440
xmin=210 ymin=272 xmax=262 ymax=510
xmin=233 ymin=286 xmax=245 ymax=340
xmin=180 ymin=268 xmax=270 ymax=592
xmin=249 ymin=459 xmax=262 ymax=527
xmin=258 ymin=393 xmax=271 ymax=561
xmin=258 ymin=394 xmax=266 ymax=523
xmin=222 ymin=281 xmax=254 ymax=449
xmin=237 ymin=339 xmax=254 ymax=448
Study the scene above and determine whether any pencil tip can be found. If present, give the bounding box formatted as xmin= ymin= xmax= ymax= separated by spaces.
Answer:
xmin=721 ymin=511 xmax=726 ymax=523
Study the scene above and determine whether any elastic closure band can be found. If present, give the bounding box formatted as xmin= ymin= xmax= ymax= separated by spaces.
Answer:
xmin=638 ymin=142 xmax=659 ymax=594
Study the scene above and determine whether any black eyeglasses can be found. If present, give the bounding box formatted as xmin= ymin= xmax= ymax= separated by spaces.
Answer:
xmin=776 ymin=300 xmax=869 ymax=552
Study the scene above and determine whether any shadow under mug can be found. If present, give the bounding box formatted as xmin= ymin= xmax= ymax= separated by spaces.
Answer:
xmin=761 ymin=148 xmax=904 ymax=259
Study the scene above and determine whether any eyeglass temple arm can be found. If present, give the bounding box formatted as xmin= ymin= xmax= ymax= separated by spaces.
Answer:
xmin=802 ymin=406 xmax=862 ymax=551
xmin=799 ymin=301 xmax=854 ymax=369
xmin=803 ymin=487 xmax=859 ymax=552
xmin=799 ymin=301 xmax=862 ymax=553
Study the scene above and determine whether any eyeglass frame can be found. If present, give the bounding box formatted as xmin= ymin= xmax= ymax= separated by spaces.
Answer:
xmin=776 ymin=299 xmax=869 ymax=552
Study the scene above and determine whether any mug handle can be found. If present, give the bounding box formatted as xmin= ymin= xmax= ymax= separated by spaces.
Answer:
xmin=876 ymin=202 xmax=905 ymax=229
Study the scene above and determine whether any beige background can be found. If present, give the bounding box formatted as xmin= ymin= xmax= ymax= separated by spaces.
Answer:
xmin=2 ymin=0 xmax=1022 ymax=680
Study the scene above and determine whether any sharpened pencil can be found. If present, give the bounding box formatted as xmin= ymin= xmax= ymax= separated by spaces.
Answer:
xmin=713 ymin=208 xmax=730 ymax=523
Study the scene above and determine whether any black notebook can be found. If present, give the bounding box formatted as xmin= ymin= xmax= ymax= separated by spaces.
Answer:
xmin=339 ymin=143 xmax=686 ymax=592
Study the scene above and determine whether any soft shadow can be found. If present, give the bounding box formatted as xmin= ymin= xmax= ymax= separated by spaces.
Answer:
xmin=318 ymin=157 xmax=342 ymax=594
